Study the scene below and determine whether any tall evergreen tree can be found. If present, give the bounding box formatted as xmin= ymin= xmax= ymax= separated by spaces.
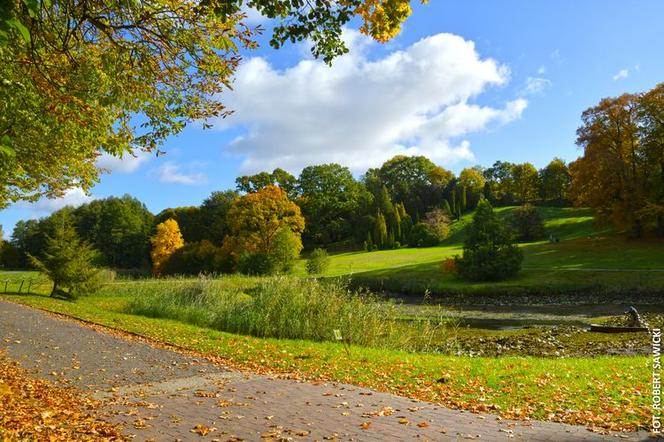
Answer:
xmin=456 ymin=201 xmax=523 ymax=281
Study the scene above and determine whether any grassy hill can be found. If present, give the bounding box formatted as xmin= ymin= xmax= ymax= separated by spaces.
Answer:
xmin=295 ymin=206 xmax=664 ymax=299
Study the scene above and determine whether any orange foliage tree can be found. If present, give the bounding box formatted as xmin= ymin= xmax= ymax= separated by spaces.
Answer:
xmin=570 ymin=83 xmax=664 ymax=237
xmin=223 ymin=185 xmax=305 ymax=272
xmin=150 ymin=219 xmax=184 ymax=274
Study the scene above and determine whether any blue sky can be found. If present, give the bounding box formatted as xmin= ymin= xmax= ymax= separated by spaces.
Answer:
xmin=2 ymin=0 xmax=663 ymax=238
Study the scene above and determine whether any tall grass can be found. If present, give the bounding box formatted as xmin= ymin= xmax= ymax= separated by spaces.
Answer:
xmin=122 ymin=276 xmax=448 ymax=351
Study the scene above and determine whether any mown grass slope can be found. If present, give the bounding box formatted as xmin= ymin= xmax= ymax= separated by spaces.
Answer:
xmin=294 ymin=206 xmax=664 ymax=296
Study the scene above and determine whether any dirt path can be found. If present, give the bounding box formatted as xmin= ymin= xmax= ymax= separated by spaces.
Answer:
xmin=0 ymin=300 xmax=652 ymax=441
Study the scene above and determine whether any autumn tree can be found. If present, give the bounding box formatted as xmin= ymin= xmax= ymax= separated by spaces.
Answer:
xmin=571 ymin=83 xmax=664 ymax=237
xmin=225 ymin=185 xmax=305 ymax=273
xmin=0 ymin=0 xmax=415 ymax=207
xmin=150 ymin=219 xmax=184 ymax=274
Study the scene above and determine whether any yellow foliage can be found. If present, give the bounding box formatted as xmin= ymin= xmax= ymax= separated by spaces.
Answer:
xmin=226 ymin=185 xmax=305 ymax=258
xmin=354 ymin=0 xmax=414 ymax=42
xmin=150 ymin=218 xmax=184 ymax=274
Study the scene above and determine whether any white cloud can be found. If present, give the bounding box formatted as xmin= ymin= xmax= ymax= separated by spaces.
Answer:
xmin=218 ymin=31 xmax=527 ymax=173
xmin=158 ymin=162 xmax=208 ymax=185
xmin=27 ymin=188 xmax=94 ymax=215
xmin=523 ymin=77 xmax=552 ymax=95
xmin=240 ymin=5 xmax=268 ymax=25
xmin=613 ymin=68 xmax=629 ymax=81
xmin=96 ymin=150 xmax=152 ymax=173
xmin=537 ymin=65 xmax=547 ymax=75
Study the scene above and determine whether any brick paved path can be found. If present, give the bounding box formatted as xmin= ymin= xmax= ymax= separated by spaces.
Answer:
xmin=0 ymin=300 xmax=652 ymax=441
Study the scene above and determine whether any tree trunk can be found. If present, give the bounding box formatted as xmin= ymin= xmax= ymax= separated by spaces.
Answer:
xmin=50 ymin=282 xmax=57 ymax=297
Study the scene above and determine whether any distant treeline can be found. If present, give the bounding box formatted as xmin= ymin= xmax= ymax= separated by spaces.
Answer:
xmin=0 ymin=155 xmax=573 ymax=270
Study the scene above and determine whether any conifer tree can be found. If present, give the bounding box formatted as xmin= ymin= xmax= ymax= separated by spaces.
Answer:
xmin=29 ymin=216 xmax=100 ymax=299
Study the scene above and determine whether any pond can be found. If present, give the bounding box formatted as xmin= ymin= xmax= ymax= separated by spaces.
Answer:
xmin=396 ymin=303 xmax=664 ymax=330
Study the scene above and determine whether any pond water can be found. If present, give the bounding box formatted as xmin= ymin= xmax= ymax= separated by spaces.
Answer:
xmin=397 ymin=303 xmax=664 ymax=330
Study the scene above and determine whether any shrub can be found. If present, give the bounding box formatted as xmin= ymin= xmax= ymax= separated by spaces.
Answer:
xmin=306 ymin=248 xmax=330 ymax=274
xmin=511 ymin=204 xmax=545 ymax=242
xmin=423 ymin=208 xmax=450 ymax=239
xmin=237 ymin=252 xmax=276 ymax=276
xmin=407 ymin=223 xmax=440 ymax=247
xmin=270 ymin=228 xmax=302 ymax=272
xmin=456 ymin=200 xmax=523 ymax=281
xmin=439 ymin=257 xmax=458 ymax=275
xmin=162 ymin=240 xmax=219 ymax=275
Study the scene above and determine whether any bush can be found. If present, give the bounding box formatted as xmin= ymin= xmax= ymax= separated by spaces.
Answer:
xmin=162 ymin=240 xmax=219 ymax=275
xmin=456 ymin=200 xmax=523 ymax=281
xmin=439 ymin=258 xmax=458 ymax=274
xmin=511 ymin=204 xmax=545 ymax=242
xmin=237 ymin=253 xmax=276 ymax=276
xmin=407 ymin=223 xmax=440 ymax=247
xmin=306 ymin=248 xmax=330 ymax=275
xmin=423 ymin=208 xmax=450 ymax=239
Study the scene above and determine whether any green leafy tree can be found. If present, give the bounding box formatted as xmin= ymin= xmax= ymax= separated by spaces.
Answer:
xmin=483 ymin=161 xmax=515 ymax=205
xmin=509 ymin=163 xmax=540 ymax=203
xmin=29 ymin=218 xmax=101 ymax=299
xmin=199 ymin=190 xmax=238 ymax=245
xmin=75 ymin=195 xmax=154 ymax=268
xmin=297 ymin=164 xmax=370 ymax=246
xmin=236 ymin=168 xmax=298 ymax=198
xmin=155 ymin=206 xmax=204 ymax=243
xmin=539 ymin=158 xmax=571 ymax=202
xmin=372 ymin=155 xmax=453 ymax=216
xmin=456 ymin=200 xmax=522 ymax=281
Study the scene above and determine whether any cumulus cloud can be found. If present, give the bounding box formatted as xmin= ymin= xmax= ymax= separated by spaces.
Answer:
xmin=26 ymin=188 xmax=95 ymax=215
xmin=158 ymin=162 xmax=208 ymax=185
xmin=218 ymin=31 xmax=527 ymax=173
xmin=96 ymin=150 xmax=152 ymax=173
xmin=523 ymin=77 xmax=552 ymax=95
xmin=613 ymin=68 xmax=629 ymax=81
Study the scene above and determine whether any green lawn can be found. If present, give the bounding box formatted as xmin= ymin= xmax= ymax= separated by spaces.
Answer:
xmin=293 ymin=207 xmax=664 ymax=297
xmin=0 ymin=291 xmax=650 ymax=431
